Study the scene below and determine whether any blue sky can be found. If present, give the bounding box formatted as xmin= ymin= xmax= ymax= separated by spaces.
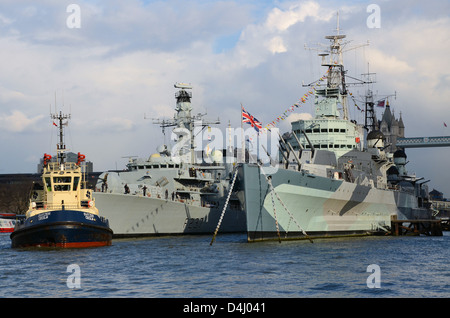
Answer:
xmin=0 ymin=0 xmax=449 ymax=196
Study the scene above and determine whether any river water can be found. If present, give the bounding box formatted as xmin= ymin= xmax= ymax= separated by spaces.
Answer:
xmin=1 ymin=232 xmax=448 ymax=300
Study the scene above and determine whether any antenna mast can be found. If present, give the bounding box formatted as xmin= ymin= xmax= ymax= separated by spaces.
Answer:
xmin=51 ymin=111 xmax=71 ymax=164
xmin=304 ymin=12 xmax=370 ymax=121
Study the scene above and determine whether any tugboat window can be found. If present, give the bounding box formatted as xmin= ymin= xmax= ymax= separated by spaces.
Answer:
xmin=54 ymin=184 xmax=70 ymax=191
xmin=53 ymin=177 xmax=71 ymax=191
xmin=45 ymin=177 xmax=52 ymax=191
xmin=54 ymin=177 xmax=71 ymax=183
xmin=73 ymin=177 xmax=80 ymax=191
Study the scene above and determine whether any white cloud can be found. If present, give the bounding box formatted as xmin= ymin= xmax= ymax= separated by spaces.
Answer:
xmin=265 ymin=1 xmax=328 ymax=32
xmin=368 ymin=49 xmax=414 ymax=75
xmin=0 ymin=110 xmax=45 ymax=133
xmin=267 ymin=36 xmax=287 ymax=54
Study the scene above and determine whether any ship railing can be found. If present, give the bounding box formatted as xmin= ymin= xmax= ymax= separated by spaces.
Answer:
xmin=30 ymin=200 xmax=94 ymax=210
xmin=45 ymin=162 xmax=80 ymax=172
xmin=177 ymin=169 xmax=213 ymax=180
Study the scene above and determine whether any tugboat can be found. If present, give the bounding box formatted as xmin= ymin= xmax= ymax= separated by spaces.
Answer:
xmin=10 ymin=112 xmax=113 ymax=248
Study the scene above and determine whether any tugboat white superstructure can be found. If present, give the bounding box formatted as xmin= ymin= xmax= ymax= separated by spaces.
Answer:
xmin=11 ymin=112 xmax=113 ymax=248
xmin=237 ymin=22 xmax=433 ymax=242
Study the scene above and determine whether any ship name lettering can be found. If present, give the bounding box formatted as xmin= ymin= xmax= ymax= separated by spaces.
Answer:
xmin=38 ymin=212 xmax=50 ymax=221
xmin=83 ymin=213 xmax=95 ymax=221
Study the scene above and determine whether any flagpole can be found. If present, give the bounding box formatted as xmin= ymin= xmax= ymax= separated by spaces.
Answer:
xmin=241 ymin=104 xmax=245 ymax=163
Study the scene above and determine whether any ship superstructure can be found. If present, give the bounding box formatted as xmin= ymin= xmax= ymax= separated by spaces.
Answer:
xmin=286 ymin=28 xmax=365 ymax=159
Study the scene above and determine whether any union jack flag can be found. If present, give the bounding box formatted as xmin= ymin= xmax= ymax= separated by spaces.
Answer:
xmin=242 ymin=107 xmax=262 ymax=132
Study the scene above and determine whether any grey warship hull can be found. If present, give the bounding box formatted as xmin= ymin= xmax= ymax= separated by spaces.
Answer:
xmin=94 ymin=192 xmax=245 ymax=237
xmin=238 ymin=164 xmax=431 ymax=242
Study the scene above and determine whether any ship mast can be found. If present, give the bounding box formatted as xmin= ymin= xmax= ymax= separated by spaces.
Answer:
xmin=362 ymin=66 xmax=377 ymax=132
xmin=51 ymin=111 xmax=71 ymax=164
xmin=305 ymin=12 xmax=370 ymax=121
xmin=151 ymin=83 xmax=220 ymax=164
xmin=323 ymin=12 xmax=349 ymax=120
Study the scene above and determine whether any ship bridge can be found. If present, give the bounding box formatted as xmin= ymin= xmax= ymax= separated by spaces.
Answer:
xmin=396 ymin=136 xmax=450 ymax=148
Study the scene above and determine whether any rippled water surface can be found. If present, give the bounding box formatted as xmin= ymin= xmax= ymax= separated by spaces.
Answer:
xmin=1 ymin=232 xmax=449 ymax=298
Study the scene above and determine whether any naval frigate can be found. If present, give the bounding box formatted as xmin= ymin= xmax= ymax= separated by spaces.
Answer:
xmin=236 ymin=26 xmax=433 ymax=242
xmin=93 ymin=83 xmax=246 ymax=237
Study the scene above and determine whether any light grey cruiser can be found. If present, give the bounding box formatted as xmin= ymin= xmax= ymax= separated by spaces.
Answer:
xmin=236 ymin=27 xmax=433 ymax=242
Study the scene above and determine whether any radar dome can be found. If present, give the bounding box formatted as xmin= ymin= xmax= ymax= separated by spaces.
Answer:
xmin=211 ymin=150 xmax=223 ymax=163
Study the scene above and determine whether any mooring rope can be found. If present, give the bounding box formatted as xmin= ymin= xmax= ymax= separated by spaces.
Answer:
xmin=210 ymin=167 xmax=239 ymax=246
xmin=259 ymin=163 xmax=313 ymax=243
xmin=269 ymin=181 xmax=282 ymax=243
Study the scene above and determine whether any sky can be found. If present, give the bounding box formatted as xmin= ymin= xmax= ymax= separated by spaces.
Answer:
xmin=0 ymin=0 xmax=449 ymax=196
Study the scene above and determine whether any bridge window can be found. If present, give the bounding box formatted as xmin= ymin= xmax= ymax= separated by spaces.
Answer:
xmin=53 ymin=176 xmax=71 ymax=191
xmin=73 ymin=177 xmax=80 ymax=191
xmin=45 ymin=177 xmax=51 ymax=191
xmin=54 ymin=177 xmax=71 ymax=183
xmin=54 ymin=184 xmax=70 ymax=191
